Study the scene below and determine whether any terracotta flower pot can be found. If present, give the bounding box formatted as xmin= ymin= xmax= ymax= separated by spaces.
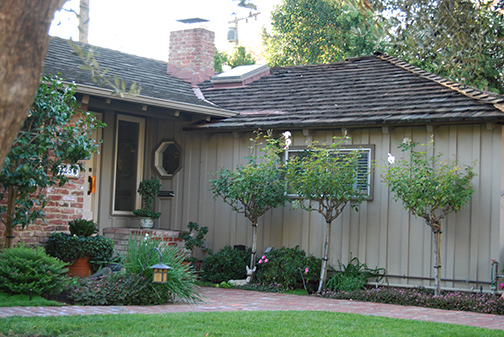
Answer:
xmin=68 ymin=257 xmax=92 ymax=278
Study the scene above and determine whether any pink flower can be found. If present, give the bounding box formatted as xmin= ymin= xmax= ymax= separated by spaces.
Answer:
xmin=262 ymin=256 xmax=266 ymax=260
xmin=264 ymin=259 xmax=269 ymax=263
xmin=305 ymin=268 xmax=309 ymax=274
xmin=258 ymin=260 xmax=263 ymax=264
xmin=500 ymin=283 xmax=504 ymax=290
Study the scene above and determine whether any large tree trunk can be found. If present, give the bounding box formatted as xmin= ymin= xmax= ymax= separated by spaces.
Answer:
xmin=317 ymin=220 xmax=332 ymax=294
xmin=0 ymin=0 xmax=65 ymax=172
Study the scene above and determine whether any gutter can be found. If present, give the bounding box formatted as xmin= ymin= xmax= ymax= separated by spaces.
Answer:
xmin=74 ymin=83 xmax=237 ymax=118
xmin=184 ymin=117 xmax=504 ymax=132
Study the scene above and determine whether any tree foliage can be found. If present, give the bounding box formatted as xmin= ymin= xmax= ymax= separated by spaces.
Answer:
xmin=227 ymin=46 xmax=256 ymax=69
xmin=214 ymin=48 xmax=228 ymax=74
xmin=381 ymin=139 xmax=475 ymax=295
xmin=264 ymin=0 xmax=504 ymax=92
xmin=69 ymin=41 xmax=141 ymax=97
xmin=264 ymin=0 xmax=385 ymax=67
xmin=0 ymin=76 xmax=105 ymax=248
xmin=286 ymin=137 xmax=367 ymax=293
xmin=214 ymin=46 xmax=256 ymax=73
xmin=210 ymin=132 xmax=289 ymax=270
xmin=377 ymin=0 xmax=504 ymax=93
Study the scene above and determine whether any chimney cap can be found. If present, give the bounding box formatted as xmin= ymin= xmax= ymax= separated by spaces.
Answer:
xmin=176 ymin=18 xmax=209 ymax=24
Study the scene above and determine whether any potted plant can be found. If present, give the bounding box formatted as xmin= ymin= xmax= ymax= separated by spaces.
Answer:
xmin=178 ymin=221 xmax=208 ymax=269
xmin=132 ymin=178 xmax=161 ymax=228
xmin=45 ymin=219 xmax=115 ymax=278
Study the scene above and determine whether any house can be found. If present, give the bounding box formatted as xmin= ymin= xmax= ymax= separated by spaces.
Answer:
xmin=3 ymin=26 xmax=504 ymax=291
xmin=193 ymin=54 xmax=504 ymax=291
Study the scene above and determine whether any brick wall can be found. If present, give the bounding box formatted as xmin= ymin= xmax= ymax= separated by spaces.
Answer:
xmin=0 ymin=171 xmax=85 ymax=248
xmin=0 ymin=105 xmax=91 ymax=248
xmin=103 ymin=227 xmax=185 ymax=257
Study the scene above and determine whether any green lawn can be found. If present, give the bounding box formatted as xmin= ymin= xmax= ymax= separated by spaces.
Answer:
xmin=1 ymin=311 xmax=503 ymax=337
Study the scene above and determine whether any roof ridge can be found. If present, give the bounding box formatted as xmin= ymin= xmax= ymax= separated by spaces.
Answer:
xmin=374 ymin=53 xmax=504 ymax=109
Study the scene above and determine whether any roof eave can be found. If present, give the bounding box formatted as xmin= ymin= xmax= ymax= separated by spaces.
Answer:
xmin=75 ymin=83 xmax=237 ymax=118
xmin=185 ymin=116 xmax=504 ymax=132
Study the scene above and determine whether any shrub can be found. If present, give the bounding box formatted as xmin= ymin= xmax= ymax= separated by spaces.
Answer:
xmin=320 ymin=287 xmax=504 ymax=315
xmin=238 ymin=282 xmax=289 ymax=293
xmin=254 ymin=246 xmax=321 ymax=293
xmin=178 ymin=221 xmax=208 ymax=262
xmin=45 ymin=232 xmax=115 ymax=273
xmin=69 ymin=219 xmax=98 ymax=237
xmin=85 ymin=235 xmax=116 ymax=272
xmin=217 ymin=281 xmax=234 ymax=289
xmin=132 ymin=178 xmax=162 ymax=219
xmin=67 ymin=272 xmax=166 ymax=306
xmin=123 ymin=233 xmax=200 ymax=303
xmin=0 ymin=244 xmax=70 ymax=296
xmin=66 ymin=233 xmax=201 ymax=305
xmin=326 ymin=255 xmax=385 ymax=292
xmin=201 ymin=246 xmax=251 ymax=283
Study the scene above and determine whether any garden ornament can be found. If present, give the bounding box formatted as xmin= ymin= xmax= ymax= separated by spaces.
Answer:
xmin=229 ymin=266 xmax=256 ymax=286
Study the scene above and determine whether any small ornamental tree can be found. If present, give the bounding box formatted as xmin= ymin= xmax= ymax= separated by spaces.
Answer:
xmin=0 ymin=75 xmax=105 ymax=248
xmin=210 ymin=132 xmax=289 ymax=272
xmin=286 ymin=138 xmax=367 ymax=294
xmin=382 ymin=139 xmax=476 ymax=295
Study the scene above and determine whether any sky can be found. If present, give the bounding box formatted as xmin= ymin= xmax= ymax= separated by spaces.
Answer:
xmin=49 ymin=0 xmax=282 ymax=62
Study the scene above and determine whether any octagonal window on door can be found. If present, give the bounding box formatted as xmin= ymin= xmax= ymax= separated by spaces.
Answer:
xmin=154 ymin=140 xmax=182 ymax=177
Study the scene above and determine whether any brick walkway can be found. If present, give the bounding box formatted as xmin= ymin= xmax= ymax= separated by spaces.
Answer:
xmin=1 ymin=287 xmax=504 ymax=331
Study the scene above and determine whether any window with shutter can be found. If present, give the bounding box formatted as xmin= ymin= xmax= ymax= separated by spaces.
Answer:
xmin=285 ymin=145 xmax=374 ymax=199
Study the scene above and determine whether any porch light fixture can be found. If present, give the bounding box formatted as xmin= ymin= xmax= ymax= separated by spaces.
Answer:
xmin=143 ymin=247 xmax=172 ymax=284
xmin=150 ymin=262 xmax=171 ymax=284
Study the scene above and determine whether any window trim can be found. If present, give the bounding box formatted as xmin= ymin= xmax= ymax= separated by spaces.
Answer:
xmin=284 ymin=144 xmax=374 ymax=200
xmin=153 ymin=139 xmax=182 ymax=177
xmin=111 ymin=114 xmax=145 ymax=215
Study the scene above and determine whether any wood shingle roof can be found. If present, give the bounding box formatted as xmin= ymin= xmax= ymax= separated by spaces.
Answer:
xmin=43 ymin=37 xmax=233 ymax=116
xmin=190 ymin=53 xmax=504 ymax=131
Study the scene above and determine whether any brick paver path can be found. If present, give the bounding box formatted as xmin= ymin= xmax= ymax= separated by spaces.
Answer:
xmin=1 ymin=287 xmax=504 ymax=330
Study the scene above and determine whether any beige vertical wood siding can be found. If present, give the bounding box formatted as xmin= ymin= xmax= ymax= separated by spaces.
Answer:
xmin=98 ymin=113 xmax=502 ymax=291
xmin=173 ymin=124 xmax=502 ymax=290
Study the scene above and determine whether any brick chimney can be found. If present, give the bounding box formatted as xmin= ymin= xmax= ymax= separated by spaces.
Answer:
xmin=166 ymin=28 xmax=215 ymax=86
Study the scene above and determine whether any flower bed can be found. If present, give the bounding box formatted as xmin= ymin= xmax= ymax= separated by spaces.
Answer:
xmin=320 ymin=286 xmax=504 ymax=315
xmin=235 ymin=282 xmax=504 ymax=315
